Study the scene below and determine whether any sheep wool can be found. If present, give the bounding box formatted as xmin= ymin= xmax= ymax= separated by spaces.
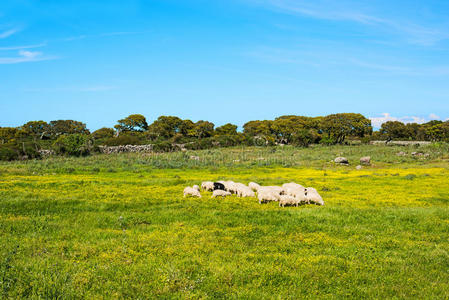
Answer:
xmin=212 ymin=190 xmax=232 ymax=198
xmin=183 ymin=187 xmax=202 ymax=198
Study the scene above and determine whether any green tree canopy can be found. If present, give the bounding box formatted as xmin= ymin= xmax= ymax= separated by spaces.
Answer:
xmin=114 ymin=114 xmax=148 ymax=133
xmin=49 ymin=120 xmax=90 ymax=137
xmin=193 ymin=120 xmax=214 ymax=139
xmin=215 ymin=123 xmax=238 ymax=136
xmin=322 ymin=113 xmax=372 ymax=144
xmin=21 ymin=121 xmax=50 ymax=141
xmin=91 ymin=127 xmax=115 ymax=140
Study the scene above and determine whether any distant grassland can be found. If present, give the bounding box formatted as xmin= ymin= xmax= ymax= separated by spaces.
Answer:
xmin=0 ymin=145 xmax=448 ymax=298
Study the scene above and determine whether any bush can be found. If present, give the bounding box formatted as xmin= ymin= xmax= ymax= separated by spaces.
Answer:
xmin=53 ymin=134 xmax=93 ymax=156
xmin=0 ymin=145 xmax=19 ymax=161
xmin=153 ymin=141 xmax=174 ymax=152
xmin=320 ymin=136 xmax=336 ymax=146
xmin=0 ymin=142 xmax=41 ymax=161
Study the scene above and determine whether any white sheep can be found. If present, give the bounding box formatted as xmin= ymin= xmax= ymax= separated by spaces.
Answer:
xmin=237 ymin=186 xmax=255 ymax=198
xmin=306 ymin=187 xmax=324 ymax=206
xmin=201 ymin=181 xmax=214 ymax=191
xmin=258 ymin=186 xmax=283 ymax=196
xmin=279 ymin=195 xmax=300 ymax=207
xmin=211 ymin=190 xmax=231 ymax=198
xmin=193 ymin=185 xmax=200 ymax=191
xmin=257 ymin=189 xmax=280 ymax=204
xmin=248 ymin=182 xmax=261 ymax=192
xmin=183 ymin=186 xmax=202 ymax=198
xmin=282 ymin=182 xmax=304 ymax=190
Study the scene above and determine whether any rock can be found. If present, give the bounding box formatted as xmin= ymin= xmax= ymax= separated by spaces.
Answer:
xmin=98 ymin=144 xmax=154 ymax=154
xmin=356 ymin=165 xmax=362 ymax=170
xmin=334 ymin=157 xmax=349 ymax=164
xmin=360 ymin=156 xmax=371 ymax=165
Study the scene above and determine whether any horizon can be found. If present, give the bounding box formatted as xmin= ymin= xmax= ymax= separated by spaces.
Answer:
xmin=1 ymin=0 xmax=448 ymax=130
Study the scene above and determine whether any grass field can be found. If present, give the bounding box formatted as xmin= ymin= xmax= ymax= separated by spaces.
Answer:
xmin=1 ymin=145 xmax=448 ymax=298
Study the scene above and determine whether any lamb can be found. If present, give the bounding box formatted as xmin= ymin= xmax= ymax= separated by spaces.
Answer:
xmin=193 ymin=185 xmax=200 ymax=191
xmin=248 ymin=182 xmax=261 ymax=192
xmin=279 ymin=195 xmax=300 ymax=207
xmin=183 ymin=186 xmax=202 ymax=198
xmin=201 ymin=181 xmax=214 ymax=191
xmin=257 ymin=189 xmax=280 ymax=204
xmin=306 ymin=187 xmax=325 ymax=206
xmin=211 ymin=190 xmax=231 ymax=198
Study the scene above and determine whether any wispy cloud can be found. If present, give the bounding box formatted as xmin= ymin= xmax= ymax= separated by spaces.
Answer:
xmin=63 ymin=31 xmax=147 ymax=42
xmin=0 ymin=43 xmax=46 ymax=51
xmin=370 ymin=113 xmax=441 ymax=128
xmin=246 ymin=46 xmax=449 ymax=76
xmin=24 ymin=85 xmax=117 ymax=92
xmin=0 ymin=27 xmax=20 ymax=39
xmin=0 ymin=50 xmax=57 ymax=64
xmin=247 ymin=0 xmax=449 ymax=45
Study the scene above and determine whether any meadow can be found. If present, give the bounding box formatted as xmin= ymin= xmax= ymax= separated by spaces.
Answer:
xmin=0 ymin=144 xmax=448 ymax=298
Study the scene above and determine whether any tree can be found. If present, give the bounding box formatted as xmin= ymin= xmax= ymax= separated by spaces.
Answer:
xmin=243 ymin=120 xmax=273 ymax=137
xmin=215 ymin=123 xmax=238 ymax=136
xmin=380 ymin=121 xmax=408 ymax=141
xmin=192 ymin=121 xmax=214 ymax=139
xmin=49 ymin=120 xmax=90 ymax=137
xmin=179 ymin=119 xmax=195 ymax=137
xmin=148 ymin=116 xmax=184 ymax=139
xmin=114 ymin=114 xmax=148 ymax=133
xmin=322 ymin=113 xmax=372 ymax=144
xmin=0 ymin=127 xmax=18 ymax=144
xmin=21 ymin=121 xmax=50 ymax=141
xmin=91 ymin=127 xmax=115 ymax=140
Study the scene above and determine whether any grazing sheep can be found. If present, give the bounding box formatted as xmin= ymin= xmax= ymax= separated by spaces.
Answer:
xmin=248 ymin=182 xmax=261 ymax=192
xmin=237 ymin=185 xmax=255 ymax=198
xmin=257 ymin=189 xmax=280 ymax=204
xmin=193 ymin=185 xmax=200 ymax=191
xmin=259 ymin=186 xmax=283 ymax=196
xmin=213 ymin=182 xmax=226 ymax=191
xmin=279 ymin=195 xmax=300 ymax=207
xmin=282 ymin=182 xmax=304 ymax=190
xmin=201 ymin=181 xmax=214 ymax=191
xmin=183 ymin=186 xmax=202 ymax=198
xmin=306 ymin=187 xmax=324 ymax=206
xmin=212 ymin=190 xmax=231 ymax=198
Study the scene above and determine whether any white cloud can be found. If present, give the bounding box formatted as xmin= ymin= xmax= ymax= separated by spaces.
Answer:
xmin=0 ymin=28 xmax=20 ymax=39
xmin=24 ymin=85 xmax=116 ymax=92
xmin=0 ymin=43 xmax=46 ymax=51
xmin=370 ymin=113 xmax=443 ymax=128
xmin=247 ymin=0 xmax=449 ymax=45
xmin=0 ymin=50 xmax=57 ymax=64
xmin=429 ymin=113 xmax=440 ymax=120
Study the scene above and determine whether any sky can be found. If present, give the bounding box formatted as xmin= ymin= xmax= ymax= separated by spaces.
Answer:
xmin=1 ymin=0 xmax=448 ymax=130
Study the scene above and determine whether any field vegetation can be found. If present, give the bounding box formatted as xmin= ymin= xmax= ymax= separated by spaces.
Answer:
xmin=1 ymin=144 xmax=448 ymax=298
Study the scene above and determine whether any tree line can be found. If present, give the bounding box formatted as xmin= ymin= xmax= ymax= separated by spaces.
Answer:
xmin=0 ymin=113 xmax=448 ymax=160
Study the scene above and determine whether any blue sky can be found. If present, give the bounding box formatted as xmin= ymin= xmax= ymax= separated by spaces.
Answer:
xmin=1 ymin=0 xmax=448 ymax=130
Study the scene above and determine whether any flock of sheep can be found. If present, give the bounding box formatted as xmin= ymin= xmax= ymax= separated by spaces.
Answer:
xmin=183 ymin=181 xmax=324 ymax=207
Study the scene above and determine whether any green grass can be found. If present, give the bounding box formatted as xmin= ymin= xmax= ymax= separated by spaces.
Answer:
xmin=0 ymin=145 xmax=448 ymax=298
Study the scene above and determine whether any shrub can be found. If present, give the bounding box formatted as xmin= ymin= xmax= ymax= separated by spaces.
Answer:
xmin=319 ymin=136 xmax=336 ymax=145
xmin=153 ymin=141 xmax=174 ymax=152
xmin=0 ymin=145 xmax=19 ymax=161
xmin=53 ymin=134 xmax=93 ymax=156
